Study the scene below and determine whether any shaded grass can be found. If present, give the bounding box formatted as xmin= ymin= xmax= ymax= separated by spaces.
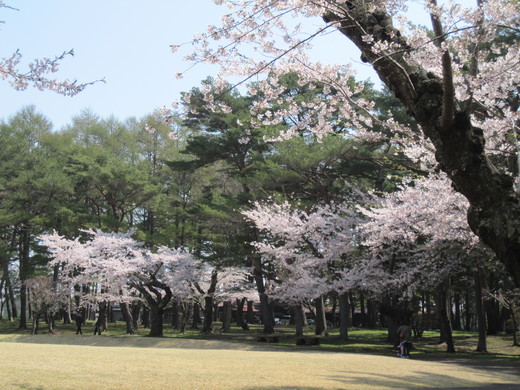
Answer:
xmin=1 ymin=319 xmax=519 ymax=362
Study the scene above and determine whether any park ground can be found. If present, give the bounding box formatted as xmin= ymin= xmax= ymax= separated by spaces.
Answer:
xmin=0 ymin=320 xmax=519 ymax=389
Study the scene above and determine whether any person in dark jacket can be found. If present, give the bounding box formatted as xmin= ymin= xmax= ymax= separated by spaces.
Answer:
xmin=75 ymin=311 xmax=83 ymax=335
xmin=93 ymin=312 xmax=102 ymax=335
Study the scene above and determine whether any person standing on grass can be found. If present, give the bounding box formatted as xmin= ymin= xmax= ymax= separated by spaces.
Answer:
xmin=93 ymin=312 xmax=102 ymax=335
xmin=75 ymin=311 xmax=83 ymax=335
xmin=397 ymin=324 xmax=412 ymax=358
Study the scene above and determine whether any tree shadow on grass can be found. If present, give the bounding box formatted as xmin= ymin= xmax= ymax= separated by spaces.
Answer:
xmin=245 ymin=370 xmax=520 ymax=390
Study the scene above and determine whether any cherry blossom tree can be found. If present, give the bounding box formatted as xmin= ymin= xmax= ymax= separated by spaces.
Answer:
xmin=39 ymin=229 xmax=201 ymax=337
xmin=244 ymin=197 xmax=362 ymax=335
xmin=357 ymin=174 xmax=493 ymax=351
xmin=26 ymin=275 xmax=69 ymax=335
xmin=1 ymin=3 xmax=100 ymax=95
xmin=175 ymin=0 xmax=520 ymax=285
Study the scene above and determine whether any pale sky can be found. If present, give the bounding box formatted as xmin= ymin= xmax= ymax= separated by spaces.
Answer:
xmin=0 ymin=1 xmax=377 ymax=130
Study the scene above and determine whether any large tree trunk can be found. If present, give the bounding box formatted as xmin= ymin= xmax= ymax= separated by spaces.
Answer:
xmin=314 ymin=296 xmax=327 ymax=336
xmin=120 ymin=301 xmax=135 ymax=335
xmin=251 ymin=255 xmax=274 ymax=333
xmin=436 ymin=285 xmax=456 ymax=353
xmin=136 ymin=281 xmax=172 ymax=337
xmin=98 ymin=302 xmax=108 ymax=332
xmin=131 ymin=301 xmax=141 ymax=330
xmin=149 ymin=303 xmax=166 ymax=337
xmin=367 ymin=298 xmax=378 ymax=329
xmin=324 ymin=2 xmax=520 ymax=287
xmin=202 ymin=296 xmax=214 ymax=334
xmin=202 ymin=268 xmax=219 ymax=333
xmin=294 ymin=304 xmax=305 ymax=337
xmin=221 ymin=300 xmax=232 ymax=333
xmin=191 ymin=302 xmax=201 ymax=330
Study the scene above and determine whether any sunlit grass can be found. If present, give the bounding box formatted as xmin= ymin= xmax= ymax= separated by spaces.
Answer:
xmin=0 ymin=333 xmax=519 ymax=390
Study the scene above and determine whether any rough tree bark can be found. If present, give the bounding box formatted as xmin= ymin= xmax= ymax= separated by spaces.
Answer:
xmin=339 ymin=292 xmax=350 ymax=342
xmin=221 ymin=300 xmax=232 ymax=333
xmin=120 ymin=301 xmax=135 ymax=335
xmin=294 ymin=303 xmax=305 ymax=337
xmin=324 ymin=1 xmax=520 ymax=286
xmin=435 ymin=284 xmax=456 ymax=353
xmin=314 ymin=295 xmax=328 ymax=336
xmin=251 ymin=254 xmax=274 ymax=333
xmin=134 ymin=280 xmax=172 ymax=337
xmin=201 ymin=268 xmax=219 ymax=333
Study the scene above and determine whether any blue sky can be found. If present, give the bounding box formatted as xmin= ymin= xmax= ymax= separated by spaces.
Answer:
xmin=0 ymin=1 xmax=377 ymax=130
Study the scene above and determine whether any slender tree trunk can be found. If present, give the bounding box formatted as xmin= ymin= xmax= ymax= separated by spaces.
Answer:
xmin=131 ymin=301 xmax=141 ymax=330
xmin=236 ymin=298 xmax=249 ymax=330
xmin=46 ymin=309 xmax=55 ymax=334
xmin=191 ymin=302 xmax=201 ymax=330
xmin=425 ymin=293 xmax=432 ymax=329
xmin=0 ymin=278 xmax=4 ymax=321
xmin=221 ymin=301 xmax=232 ymax=333
xmin=349 ymin=292 xmax=356 ymax=326
xmin=510 ymin=305 xmax=519 ymax=347
xmin=18 ymin=225 xmax=31 ymax=330
xmin=179 ymin=301 xmax=191 ymax=333
xmin=120 ymin=302 xmax=135 ymax=335
xmin=453 ymin=292 xmax=462 ymax=331
xmin=359 ymin=293 xmax=366 ymax=327
xmin=19 ymin=283 xmax=27 ymax=329
xmin=202 ymin=269 xmax=219 ymax=333
xmin=465 ymin=289 xmax=472 ymax=331
xmin=436 ymin=285 xmax=456 ymax=353
xmin=251 ymin=254 xmax=273 ymax=333
xmin=339 ymin=292 xmax=350 ymax=342
xmin=314 ymin=296 xmax=327 ymax=336
xmin=5 ymin=285 xmax=13 ymax=321
xmin=31 ymin=312 xmax=40 ymax=335
xmin=98 ymin=302 xmax=108 ymax=332
xmin=294 ymin=304 xmax=304 ymax=337
xmin=367 ymin=298 xmax=378 ymax=329
xmin=474 ymin=268 xmax=488 ymax=352
xmin=246 ymin=301 xmax=254 ymax=324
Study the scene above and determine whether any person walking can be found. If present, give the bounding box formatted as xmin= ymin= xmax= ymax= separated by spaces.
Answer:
xmin=396 ymin=324 xmax=412 ymax=358
xmin=93 ymin=312 xmax=102 ymax=335
xmin=75 ymin=311 xmax=83 ymax=335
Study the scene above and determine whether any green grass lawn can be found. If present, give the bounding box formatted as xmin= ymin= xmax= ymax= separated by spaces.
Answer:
xmin=0 ymin=319 xmax=519 ymax=389
xmin=0 ymin=333 xmax=518 ymax=389
xmin=1 ymin=318 xmax=519 ymax=360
